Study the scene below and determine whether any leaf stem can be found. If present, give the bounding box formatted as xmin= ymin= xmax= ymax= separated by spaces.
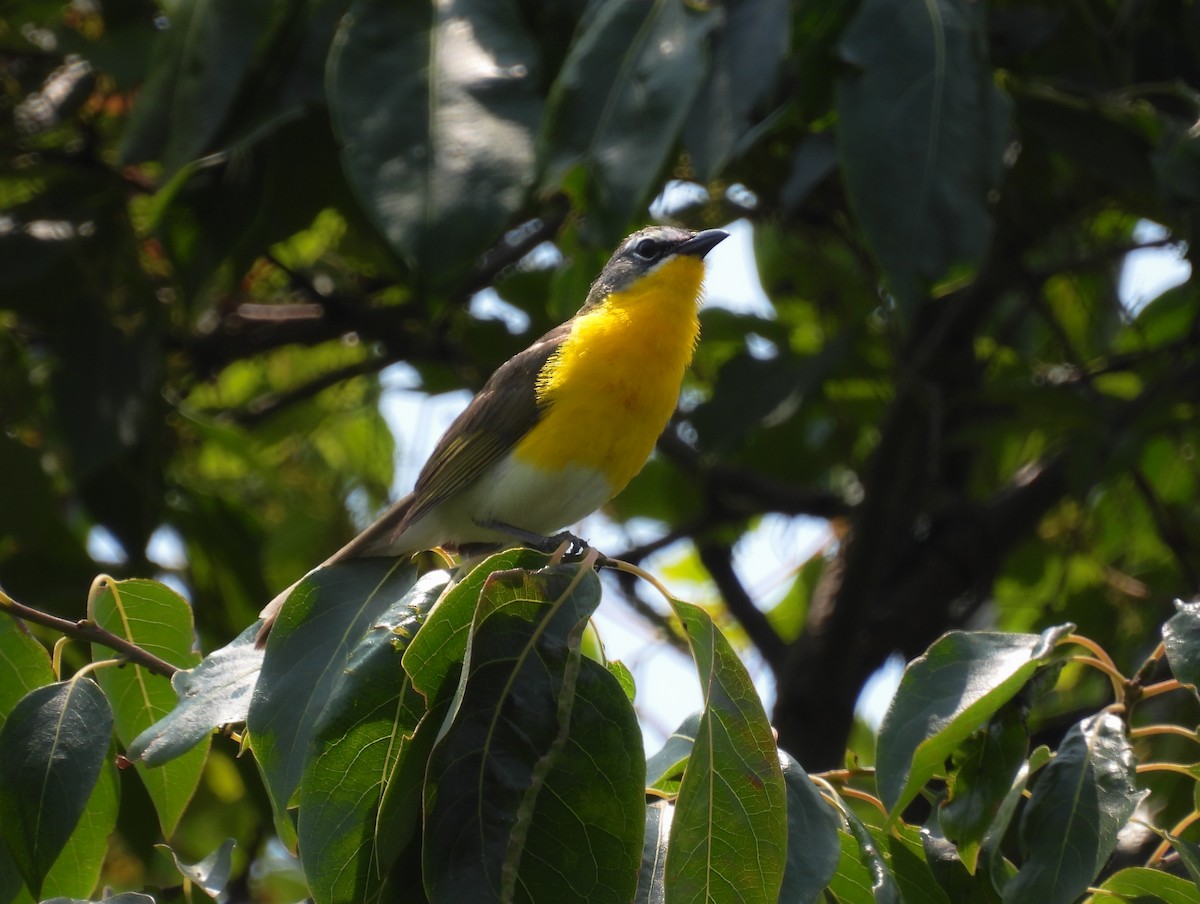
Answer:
xmin=1134 ymin=762 xmax=1198 ymax=779
xmin=1140 ymin=678 xmax=1185 ymax=699
xmin=1146 ymin=810 xmax=1200 ymax=867
xmin=1067 ymin=654 xmax=1127 ymax=700
xmin=1061 ymin=633 xmax=1123 ymax=675
xmin=1129 ymin=724 xmax=1200 ymax=743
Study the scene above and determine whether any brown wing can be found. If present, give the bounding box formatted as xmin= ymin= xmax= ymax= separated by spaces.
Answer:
xmin=397 ymin=321 xmax=569 ymax=530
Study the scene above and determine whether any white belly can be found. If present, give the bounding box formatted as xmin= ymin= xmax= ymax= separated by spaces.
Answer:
xmin=391 ymin=455 xmax=614 ymax=552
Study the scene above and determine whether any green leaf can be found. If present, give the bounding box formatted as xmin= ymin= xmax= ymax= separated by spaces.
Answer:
xmin=89 ymin=577 xmax=207 ymax=837
xmin=540 ymin=0 xmax=717 ymax=237
xmin=36 ymin=753 xmax=119 ymax=903
xmin=876 ymin=624 xmax=1071 ymax=820
xmin=126 ymin=623 xmax=263 ymax=766
xmin=0 ymin=679 xmax=113 ymax=897
xmin=0 ymin=618 xmax=54 ymax=731
xmin=637 ymin=799 xmax=671 ymax=903
xmin=403 ymin=548 xmax=548 ymax=699
xmin=120 ymin=0 xmax=282 ymax=171
xmin=248 ymin=560 xmax=422 ymax=814
xmin=1002 ymin=713 xmax=1142 ymax=904
xmin=681 ymin=0 xmax=789 ymax=179
xmin=778 ymin=750 xmax=840 ymax=904
xmin=922 ymin=802 xmax=1003 ymax=904
xmin=607 ymin=659 xmax=636 ymax=703
xmin=423 ymin=562 xmax=644 ymax=903
xmin=835 ymin=0 xmax=1011 ymax=311
xmin=159 ymin=838 xmax=236 ymax=899
xmin=297 ymin=574 xmax=446 ymax=904
xmin=645 ymin=712 xmax=701 ymax=795
xmin=825 ymin=814 xmax=902 ymax=904
xmin=1166 ymin=831 xmax=1200 ymax=888
xmin=885 ymin=823 xmax=952 ymax=904
xmin=328 ymin=0 xmax=541 ymax=279
xmin=939 ymin=704 xmax=1028 ymax=872
xmin=1163 ymin=598 xmax=1200 ymax=697
xmin=981 ymin=749 xmax=1047 ymax=894
xmin=665 ymin=600 xmax=787 ymax=904
xmin=1082 ymin=866 xmax=1200 ymax=904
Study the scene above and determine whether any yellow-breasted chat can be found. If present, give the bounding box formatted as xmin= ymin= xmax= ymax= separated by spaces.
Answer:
xmin=257 ymin=225 xmax=728 ymax=640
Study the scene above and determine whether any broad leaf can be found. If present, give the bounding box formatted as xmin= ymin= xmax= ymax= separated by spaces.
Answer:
xmin=403 ymin=548 xmax=548 ymax=699
xmin=835 ymin=0 xmax=1011 ymax=312
xmin=1163 ymin=598 xmax=1200 ymax=697
xmin=1166 ymin=831 xmax=1200 ymax=887
xmin=126 ymin=622 xmax=263 ymax=766
xmin=90 ymin=577 xmax=207 ymax=836
xmin=540 ymin=0 xmax=716 ymax=237
xmin=423 ymin=562 xmax=644 ymax=903
xmin=248 ymin=559 xmax=421 ymax=814
xmin=876 ymin=624 xmax=1071 ymax=819
xmin=825 ymin=819 xmax=901 ymax=904
xmin=645 ymin=711 xmax=701 ymax=795
xmin=665 ymin=600 xmax=787 ymax=903
xmin=939 ymin=704 xmax=1028 ymax=872
xmin=159 ymin=838 xmax=236 ymax=898
xmin=0 ymin=679 xmax=112 ymax=897
xmin=120 ymin=0 xmax=281 ymax=172
xmin=1002 ymin=713 xmax=1142 ymax=904
xmin=682 ymin=0 xmax=789 ymax=179
xmin=0 ymin=618 xmax=54 ymax=730
xmin=1083 ymin=866 xmax=1200 ymax=903
xmin=34 ymin=753 xmax=119 ymax=903
xmin=297 ymin=573 xmax=447 ymax=904
xmin=778 ymin=750 xmax=840 ymax=904
xmin=328 ymin=0 xmax=541 ymax=279
xmin=637 ymin=800 xmax=672 ymax=904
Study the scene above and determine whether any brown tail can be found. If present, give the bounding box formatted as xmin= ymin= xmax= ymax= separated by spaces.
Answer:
xmin=254 ymin=493 xmax=416 ymax=646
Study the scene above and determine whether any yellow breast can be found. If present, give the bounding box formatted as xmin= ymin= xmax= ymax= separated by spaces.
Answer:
xmin=512 ymin=255 xmax=704 ymax=493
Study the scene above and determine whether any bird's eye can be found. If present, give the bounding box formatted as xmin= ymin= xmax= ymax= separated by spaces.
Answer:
xmin=632 ymin=238 xmax=660 ymax=260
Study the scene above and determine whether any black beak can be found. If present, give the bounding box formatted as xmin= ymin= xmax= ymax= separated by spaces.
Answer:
xmin=675 ymin=229 xmax=729 ymax=259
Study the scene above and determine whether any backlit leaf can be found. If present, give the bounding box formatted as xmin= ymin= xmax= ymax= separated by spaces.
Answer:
xmin=665 ymin=600 xmax=787 ymax=903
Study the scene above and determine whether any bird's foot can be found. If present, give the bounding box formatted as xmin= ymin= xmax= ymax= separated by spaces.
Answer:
xmin=474 ymin=520 xmax=591 ymax=558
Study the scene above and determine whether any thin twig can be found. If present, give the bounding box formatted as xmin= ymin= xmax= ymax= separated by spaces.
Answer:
xmin=0 ymin=588 xmax=179 ymax=679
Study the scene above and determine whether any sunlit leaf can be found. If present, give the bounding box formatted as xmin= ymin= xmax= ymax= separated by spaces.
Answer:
xmin=90 ymin=577 xmax=207 ymax=836
xmin=877 ymin=624 xmax=1071 ymax=820
xmin=1002 ymin=713 xmax=1142 ymax=904
xmin=1163 ymin=598 xmax=1200 ymax=698
xmin=159 ymin=838 xmax=236 ymax=898
xmin=939 ymin=704 xmax=1028 ymax=872
xmin=423 ymin=561 xmax=644 ymax=903
xmin=665 ymin=600 xmax=787 ymax=903
xmin=328 ymin=0 xmax=541 ymax=279
xmin=248 ymin=559 xmax=421 ymax=814
xmin=1082 ymin=866 xmax=1200 ymax=904
xmin=297 ymin=573 xmax=447 ymax=904
xmin=541 ymin=0 xmax=717 ymax=236
xmin=0 ymin=618 xmax=54 ymax=731
xmin=126 ymin=623 xmax=263 ymax=766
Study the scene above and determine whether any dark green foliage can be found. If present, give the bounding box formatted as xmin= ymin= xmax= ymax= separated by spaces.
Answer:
xmin=4 ymin=0 xmax=1200 ymax=900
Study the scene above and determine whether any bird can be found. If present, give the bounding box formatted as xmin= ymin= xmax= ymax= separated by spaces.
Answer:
xmin=256 ymin=224 xmax=728 ymax=642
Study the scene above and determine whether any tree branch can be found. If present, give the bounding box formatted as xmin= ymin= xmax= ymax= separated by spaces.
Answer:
xmin=0 ymin=589 xmax=179 ymax=679
xmin=697 ymin=540 xmax=789 ymax=673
